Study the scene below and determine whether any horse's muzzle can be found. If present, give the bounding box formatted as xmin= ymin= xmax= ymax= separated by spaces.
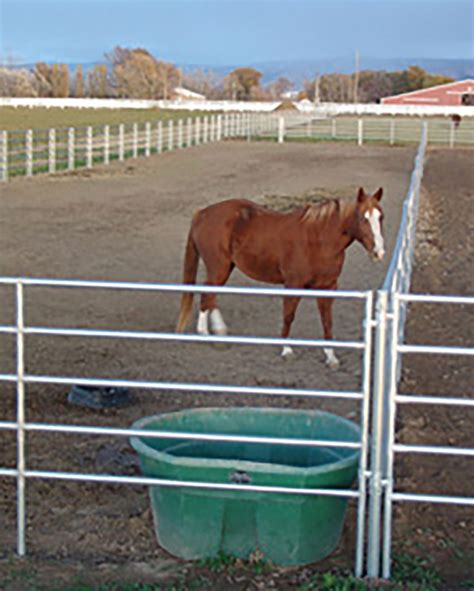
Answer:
xmin=372 ymin=249 xmax=385 ymax=262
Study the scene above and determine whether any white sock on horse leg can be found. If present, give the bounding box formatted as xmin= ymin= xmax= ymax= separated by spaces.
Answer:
xmin=209 ymin=308 xmax=228 ymax=335
xmin=281 ymin=345 xmax=294 ymax=357
xmin=323 ymin=347 xmax=340 ymax=368
xmin=197 ymin=310 xmax=210 ymax=335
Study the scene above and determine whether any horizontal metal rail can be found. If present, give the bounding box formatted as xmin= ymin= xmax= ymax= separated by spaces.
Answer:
xmin=398 ymin=293 xmax=474 ymax=305
xmin=393 ymin=443 xmax=474 ymax=457
xmin=18 ymin=470 xmax=360 ymax=498
xmin=395 ymin=394 xmax=474 ymax=406
xmin=391 ymin=492 xmax=474 ymax=506
xmin=0 ymin=374 xmax=363 ymax=401
xmin=22 ymin=422 xmax=362 ymax=450
xmin=0 ymin=277 xmax=369 ymax=299
xmin=398 ymin=343 xmax=474 ymax=356
xmin=0 ymin=326 xmax=364 ymax=350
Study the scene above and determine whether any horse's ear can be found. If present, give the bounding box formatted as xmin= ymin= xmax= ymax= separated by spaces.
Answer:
xmin=374 ymin=187 xmax=383 ymax=201
xmin=357 ymin=187 xmax=366 ymax=203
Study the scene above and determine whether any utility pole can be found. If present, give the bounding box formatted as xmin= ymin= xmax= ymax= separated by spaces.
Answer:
xmin=353 ymin=49 xmax=360 ymax=103
xmin=314 ymin=74 xmax=320 ymax=104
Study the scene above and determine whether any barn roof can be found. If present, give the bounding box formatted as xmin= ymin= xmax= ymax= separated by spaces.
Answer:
xmin=381 ymin=78 xmax=474 ymax=102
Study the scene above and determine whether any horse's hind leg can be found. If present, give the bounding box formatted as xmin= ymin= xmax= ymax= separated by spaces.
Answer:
xmin=317 ymin=296 xmax=340 ymax=369
xmin=281 ymin=295 xmax=301 ymax=358
xmin=198 ymin=262 xmax=234 ymax=336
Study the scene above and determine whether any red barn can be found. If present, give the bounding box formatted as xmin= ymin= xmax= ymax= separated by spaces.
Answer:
xmin=381 ymin=79 xmax=474 ymax=106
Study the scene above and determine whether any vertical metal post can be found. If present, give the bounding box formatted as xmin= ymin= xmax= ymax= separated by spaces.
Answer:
xmin=86 ymin=126 xmax=93 ymax=168
xmin=278 ymin=117 xmax=285 ymax=143
xmin=382 ymin=293 xmax=401 ymax=579
xmin=132 ymin=123 xmax=138 ymax=158
xmin=118 ymin=124 xmax=125 ymax=161
xmin=203 ymin=117 xmax=208 ymax=143
xmin=157 ymin=121 xmax=163 ymax=154
xmin=355 ymin=291 xmax=374 ymax=576
xmin=167 ymin=120 xmax=173 ymax=151
xmin=68 ymin=127 xmax=75 ymax=171
xmin=0 ymin=130 xmax=7 ymax=182
xmin=217 ymin=114 xmax=222 ymax=141
xmin=145 ymin=121 xmax=151 ymax=156
xmin=16 ymin=281 xmax=26 ymax=556
xmin=332 ymin=118 xmax=336 ymax=139
xmin=367 ymin=289 xmax=388 ymax=577
xmin=104 ymin=125 xmax=110 ymax=164
xmin=26 ymin=130 xmax=33 ymax=177
xmin=49 ymin=128 xmax=56 ymax=173
xmin=358 ymin=119 xmax=363 ymax=146
xmin=389 ymin=120 xmax=395 ymax=145
xmin=449 ymin=121 xmax=455 ymax=148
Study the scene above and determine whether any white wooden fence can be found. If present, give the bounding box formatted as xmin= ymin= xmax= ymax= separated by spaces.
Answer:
xmin=2 ymin=112 xmax=474 ymax=182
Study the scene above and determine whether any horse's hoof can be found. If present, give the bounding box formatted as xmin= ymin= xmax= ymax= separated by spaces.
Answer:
xmin=281 ymin=346 xmax=295 ymax=360
xmin=326 ymin=358 xmax=340 ymax=370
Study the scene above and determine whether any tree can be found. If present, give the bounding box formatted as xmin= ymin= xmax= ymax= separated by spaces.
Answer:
xmin=266 ymin=76 xmax=293 ymax=100
xmin=224 ymin=67 xmax=262 ymax=100
xmin=107 ymin=46 xmax=179 ymax=99
xmin=75 ymin=65 xmax=85 ymax=97
xmin=0 ymin=68 xmax=37 ymax=97
xmin=88 ymin=64 xmax=109 ymax=97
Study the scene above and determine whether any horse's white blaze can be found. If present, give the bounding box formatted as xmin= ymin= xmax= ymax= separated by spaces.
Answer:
xmin=197 ymin=310 xmax=210 ymax=335
xmin=281 ymin=345 xmax=294 ymax=357
xmin=323 ymin=347 xmax=340 ymax=368
xmin=210 ymin=308 xmax=228 ymax=335
xmin=365 ymin=208 xmax=385 ymax=260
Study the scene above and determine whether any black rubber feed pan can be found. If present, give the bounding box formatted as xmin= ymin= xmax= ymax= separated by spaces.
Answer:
xmin=68 ymin=385 xmax=132 ymax=409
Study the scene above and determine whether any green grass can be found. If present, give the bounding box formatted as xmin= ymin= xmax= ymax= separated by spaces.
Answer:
xmin=0 ymin=107 xmax=219 ymax=131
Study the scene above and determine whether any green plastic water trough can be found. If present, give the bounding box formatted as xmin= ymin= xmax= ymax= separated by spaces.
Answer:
xmin=130 ymin=407 xmax=360 ymax=566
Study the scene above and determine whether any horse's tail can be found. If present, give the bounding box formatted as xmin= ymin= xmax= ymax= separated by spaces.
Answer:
xmin=176 ymin=223 xmax=200 ymax=333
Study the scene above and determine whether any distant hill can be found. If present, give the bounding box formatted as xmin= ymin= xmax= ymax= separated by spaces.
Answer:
xmin=182 ymin=57 xmax=474 ymax=86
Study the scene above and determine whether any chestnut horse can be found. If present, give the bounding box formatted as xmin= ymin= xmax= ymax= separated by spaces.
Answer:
xmin=176 ymin=187 xmax=384 ymax=368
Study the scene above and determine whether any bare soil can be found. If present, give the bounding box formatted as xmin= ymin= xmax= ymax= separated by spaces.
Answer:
xmin=0 ymin=141 xmax=472 ymax=589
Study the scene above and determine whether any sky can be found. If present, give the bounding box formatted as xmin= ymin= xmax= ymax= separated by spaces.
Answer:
xmin=1 ymin=0 xmax=473 ymax=66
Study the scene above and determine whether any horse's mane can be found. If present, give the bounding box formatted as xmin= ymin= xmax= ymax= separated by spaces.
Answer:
xmin=300 ymin=198 xmax=353 ymax=224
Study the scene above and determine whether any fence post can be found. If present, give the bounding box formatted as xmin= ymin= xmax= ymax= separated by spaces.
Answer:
xmin=26 ymin=129 xmax=33 ymax=177
xmin=358 ymin=119 xmax=363 ymax=146
xmin=367 ymin=289 xmax=389 ymax=578
xmin=0 ymin=130 xmax=7 ymax=181
xmin=332 ymin=118 xmax=336 ymax=139
xmin=157 ymin=121 xmax=163 ymax=154
xmin=118 ymin=124 xmax=125 ymax=161
xmin=187 ymin=118 xmax=192 ymax=147
xmin=15 ymin=281 xmax=26 ymax=556
xmin=49 ymin=128 xmax=56 ymax=173
xmin=168 ymin=120 xmax=174 ymax=151
xmin=178 ymin=119 xmax=183 ymax=148
xmin=104 ymin=125 xmax=110 ymax=164
xmin=389 ymin=120 xmax=395 ymax=145
xmin=145 ymin=121 xmax=151 ymax=156
xmin=132 ymin=123 xmax=138 ymax=158
xmin=86 ymin=126 xmax=93 ymax=168
xmin=278 ymin=117 xmax=285 ymax=143
xmin=203 ymin=117 xmax=208 ymax=143
xmin=195 ymin=117 xmax=201 ymax=145
xmin=217 ymin=115 xmax=222 ymax=141
xmin=68 ymin=127 xmax=75 ymax=170
xmin=449 ymin=120 xmax=455 ymax=148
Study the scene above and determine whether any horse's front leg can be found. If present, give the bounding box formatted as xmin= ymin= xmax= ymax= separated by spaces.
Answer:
xmin=316 ymin=294 xmax=340 ymax=369
xmin=280 ymin=295 xmax=301 ymax=358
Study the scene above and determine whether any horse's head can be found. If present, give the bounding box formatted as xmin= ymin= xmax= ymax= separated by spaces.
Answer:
xmin=353 ymin=187 xmax=385 ymax=261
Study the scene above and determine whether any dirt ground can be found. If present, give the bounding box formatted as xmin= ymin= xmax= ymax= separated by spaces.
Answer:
xmin=0 ymin=141 xmax=472 ymax=589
